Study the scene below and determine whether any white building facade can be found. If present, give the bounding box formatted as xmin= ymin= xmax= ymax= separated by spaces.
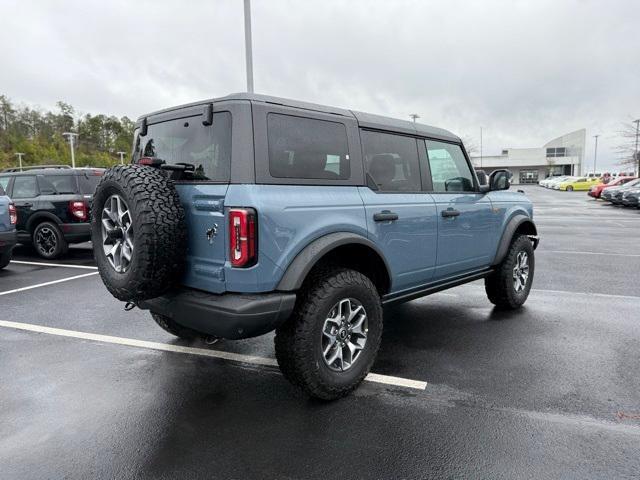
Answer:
xmin=471 ymin=129 xmax=586 ymax=184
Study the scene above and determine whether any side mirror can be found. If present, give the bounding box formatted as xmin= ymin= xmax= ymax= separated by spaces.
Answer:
xmin=489 ymin=169 xmax=511 ymax=191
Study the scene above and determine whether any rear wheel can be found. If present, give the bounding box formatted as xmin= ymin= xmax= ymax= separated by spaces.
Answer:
xmin=485 ymin=235 xmax=535 ymax=310
xmin=275 ymin=268 xmax=383 ymax=400
xmin=151 ymin=312 xmax=200 ymax=340
xmin=33 ymin=221 xmax=68 ymax=259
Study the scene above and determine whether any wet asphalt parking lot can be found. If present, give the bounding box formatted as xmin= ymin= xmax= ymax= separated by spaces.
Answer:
xmin=1 ymin=185 xmax=639 ymax=479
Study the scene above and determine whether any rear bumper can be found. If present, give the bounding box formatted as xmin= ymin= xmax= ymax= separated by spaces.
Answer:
xmin=60 ymin=222 xmax=91 ymax=243
xmin=0 ymin=229 xmax=17 ymax=253
xmin=138 ymin=288 xmax=297 ymax=340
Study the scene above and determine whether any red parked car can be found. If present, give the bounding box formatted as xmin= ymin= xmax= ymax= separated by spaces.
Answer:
xmin=588 ymin=176 xmax=637 ymax=198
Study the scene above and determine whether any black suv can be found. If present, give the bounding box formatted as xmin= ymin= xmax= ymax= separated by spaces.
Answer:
xmin=0 ymin=166 xmax=104 ymax=259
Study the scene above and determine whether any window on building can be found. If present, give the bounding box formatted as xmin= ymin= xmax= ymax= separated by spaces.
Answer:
xmin=502 ymin=149 xmax=509 ymax=155
xmin=546 ymin=147 xmax=567 ymax=157
xmin=268 ymin=114 xmax=350 ymax=180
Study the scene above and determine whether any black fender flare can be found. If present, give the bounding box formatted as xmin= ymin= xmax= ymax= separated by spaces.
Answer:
xmin=276 ymin=232 xmax=392 ymax=291
xmin=25 ymin=212 xmax=62 ymax=233
xmin=492 ymin=215 xmax=538 ymax=266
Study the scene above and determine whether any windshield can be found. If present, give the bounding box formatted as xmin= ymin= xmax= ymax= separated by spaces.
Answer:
xmin=132 ymin=111 xmax=232 ymax=182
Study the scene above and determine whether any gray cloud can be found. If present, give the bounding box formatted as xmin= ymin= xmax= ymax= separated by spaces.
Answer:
xmin=2 ymin=0 xmax=639 ymax=169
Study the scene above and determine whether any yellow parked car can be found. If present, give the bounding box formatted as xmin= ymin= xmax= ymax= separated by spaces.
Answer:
xmin=558 ymin=177 xmax=602 ymax=191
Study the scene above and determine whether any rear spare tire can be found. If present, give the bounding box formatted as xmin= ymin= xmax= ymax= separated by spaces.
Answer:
xmin=91 ymin=165 xmax=186 ymax=302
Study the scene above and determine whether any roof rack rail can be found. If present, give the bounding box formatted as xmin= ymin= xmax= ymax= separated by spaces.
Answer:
xmin=1 ymin=165 xmax=72 ymax=173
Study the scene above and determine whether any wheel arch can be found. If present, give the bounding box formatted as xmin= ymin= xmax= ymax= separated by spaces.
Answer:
xmin=492 ymin=215 xmax=538 ymax=266
xmin=26 ymin=212 xmax=62 ymax=234
xmin=276 ymin=232 xmax=392 ymax=295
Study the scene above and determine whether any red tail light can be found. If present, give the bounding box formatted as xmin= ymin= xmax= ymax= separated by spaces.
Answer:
xmin=69 ymin=200 xmax=87 ymax=221
xmin=8 ymin=203 xmax=17 ymax=225
xmin=229 ymin=208 xmax=257 ymax=268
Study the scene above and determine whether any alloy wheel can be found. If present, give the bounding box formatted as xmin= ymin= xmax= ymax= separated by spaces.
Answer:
xmin=101 ymin=194 xmax=134 ymax=273
xmin=321 ymin=298 xmax=368 ymax=372
xmin=36 ymin=227 xmax=58 ymax=256
xmin=512 ymin=251 xmax=530 ymax=292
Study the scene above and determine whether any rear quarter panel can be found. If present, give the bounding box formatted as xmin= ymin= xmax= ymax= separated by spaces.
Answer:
xmin=0 ymin=195 xmax=13 ymax=232
xmin=224 ymin=184 xmax=367 ymax=293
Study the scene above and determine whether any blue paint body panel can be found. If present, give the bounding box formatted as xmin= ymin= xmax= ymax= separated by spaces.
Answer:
xmin=176 ymin=183 xmax=535 ymax=296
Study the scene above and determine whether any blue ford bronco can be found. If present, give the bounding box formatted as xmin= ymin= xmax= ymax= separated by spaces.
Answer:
xmin=91 ymin=93 xmax=539 ymax=399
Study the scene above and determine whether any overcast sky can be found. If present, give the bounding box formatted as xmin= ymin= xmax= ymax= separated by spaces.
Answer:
xmin=2 ymin=0 xmax=639 ymax=169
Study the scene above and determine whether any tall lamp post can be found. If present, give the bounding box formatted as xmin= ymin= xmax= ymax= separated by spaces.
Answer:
xmin=117 ymin=151 xmax=126 ymax=165
xmin=62 ymin=132 xmax=78 ymax=168
xmin=633 ymin=119 xmax=639 ymax=176
xmin=15 ymin=152 xmax=25 ymax=171
xmin=592 ymin=134 xmax=599 ymax=175
xmin=244 ymin=0 xmax=254 ymax=93
xmin=480 ymin=127 xmax=483 ymax=169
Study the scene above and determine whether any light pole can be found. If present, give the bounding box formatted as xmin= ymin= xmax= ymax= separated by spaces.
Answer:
xmin=633 ymin=119 xmax=639 ymax=175
xmin=244 ymin=0 xmax=254 ymax=93
xmin=62 ymin=132 xmax=78 ymax=168
xmin=480 ymin=127 xmax=483 ymax=169
xmin=117 ymin=151 xmax=126 ymax=165
xmin=409 ymin=114 xmax=419 ymax=123
xmin=592 ymin=134 xmax=599 ymax=175
xmin=15 ymin=152 xmax=25 ymax=171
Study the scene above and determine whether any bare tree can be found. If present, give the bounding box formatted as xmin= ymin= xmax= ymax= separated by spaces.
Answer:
xmin=614 ymin=119 xmax=640 ymax=173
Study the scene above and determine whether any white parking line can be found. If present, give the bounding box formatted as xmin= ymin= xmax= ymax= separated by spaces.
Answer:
xmin=542 ymin=250 xmax=640 ymax=257
xmin=0 ymin=272 xmax=99 ymax=296
xmin=0 ymin=320 xmax=428 ymax=391
xmin=10 ymin=260 xmax=98 ymax=270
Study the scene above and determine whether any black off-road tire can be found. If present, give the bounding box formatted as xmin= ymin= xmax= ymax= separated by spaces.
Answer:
xmin=0 ymin=250 xmax=12 ymax=269
xmin=275 ymin=268 xmax=383 ymax=400
xmin=33 ymin=221 xmax=68 ymax=259
xmin=151 ymin=312 xmax=200 ymax=340
xmin=485 ymin=234 xmax=535 ymax=310
xmin=91 ymin=165 xmax=186 ymax=302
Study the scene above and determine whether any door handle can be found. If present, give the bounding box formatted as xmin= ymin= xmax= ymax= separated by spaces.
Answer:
xmin=373 ymin=210 xmax=399 ymax=222
xmin=19 ymin=202 xmax=33 ymax=207
xmin=441 ymin=209 xmax=460 ymax=218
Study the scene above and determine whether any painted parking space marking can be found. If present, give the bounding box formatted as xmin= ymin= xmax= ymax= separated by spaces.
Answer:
xmin=0 ymin=320 xmax=428 ymax=391
xmin=10 ymin=260 xmax=98 ymax=270
xmin=542 ymin=250 xmax=640 ymax=257
xmin=0 ymin=272 xmax=99 ymax=296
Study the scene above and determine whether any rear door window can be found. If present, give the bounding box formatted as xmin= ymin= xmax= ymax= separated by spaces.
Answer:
xmin=133 ymin=111 xmax=232 ymax=182
xmin=267 ymin=113 xmax=350 ymax=180
xmin=361 ymin=130 xmax=421 ymax=192
xmin=38 ymin=175 xmax=78 ymax=194
xmin=12 ymin=176 xmax=38 ymax=198
xmin=425 ymin=140 xmax=475 ymax=192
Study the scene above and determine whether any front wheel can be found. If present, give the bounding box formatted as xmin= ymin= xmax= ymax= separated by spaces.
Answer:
xmin=485 ymin=235 xmax=535 ymax=310
xmin=275 ymin=268 xmax=383 ymax=400
xmin=566 ymin=186 xmax=574 ymax=191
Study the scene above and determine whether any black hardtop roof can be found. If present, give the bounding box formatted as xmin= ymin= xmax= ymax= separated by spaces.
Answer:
xmin=139 ymin=92 xmax=460 ymax=142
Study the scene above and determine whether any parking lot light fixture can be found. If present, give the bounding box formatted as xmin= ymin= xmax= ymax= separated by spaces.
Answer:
xmin=117 ymin=151 xmax=126 ymax=165
xmin=15 ymin=152 xmax=25 ymax=171
xmin=410 ymin=114 xmax=420 ymax=123
xmin=593 ymin=134 xmax=599 ymax=175
xmin=62 ymin=132 xmax=78 ymax=168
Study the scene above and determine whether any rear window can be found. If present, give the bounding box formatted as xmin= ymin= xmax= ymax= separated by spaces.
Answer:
xmin=133 ymin=111 xmax=232 ymax=182
xmin=78 ymin=173 xmax=103 ymax=194
xmin=267 ymin=114 xmax=350 ymax=180
xmin=361 ymin=130 xmax=421 ymax=192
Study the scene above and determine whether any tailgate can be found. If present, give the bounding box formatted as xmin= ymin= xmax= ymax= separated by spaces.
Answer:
xmin=176 ymin=184 xmax=229 ymax=294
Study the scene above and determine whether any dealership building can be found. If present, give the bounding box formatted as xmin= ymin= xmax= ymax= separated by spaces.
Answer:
xmin=470 ymin=129 xmax=586 ymax=184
